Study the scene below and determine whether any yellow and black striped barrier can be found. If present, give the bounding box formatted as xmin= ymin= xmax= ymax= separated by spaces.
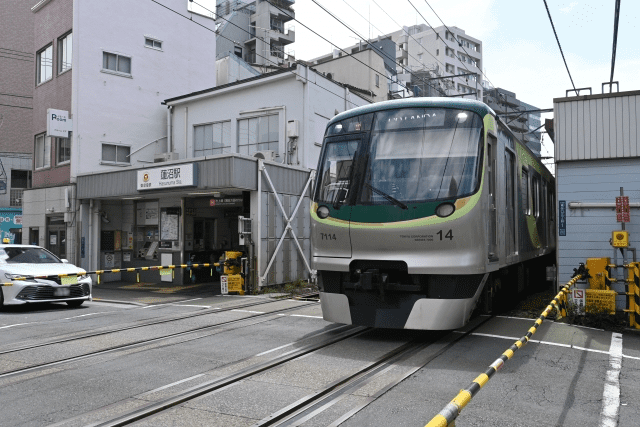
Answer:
xmin=0 ymin=263 xmax=218 ymax=287
xmin=626 ymin=263 xmax=640 ymax=329
xmin=424 ymin=264 xmax=589 ymax=427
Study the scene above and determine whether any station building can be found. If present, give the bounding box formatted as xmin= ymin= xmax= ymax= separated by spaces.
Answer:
xmin=75 ymin=64 xmax=370 ymax=287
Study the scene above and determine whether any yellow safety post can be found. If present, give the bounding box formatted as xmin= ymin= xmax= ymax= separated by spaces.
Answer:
xmin=424 ymin=264 xmax=588 ymax=427
xmin=625 ymin=262 xmax=640 ymax=329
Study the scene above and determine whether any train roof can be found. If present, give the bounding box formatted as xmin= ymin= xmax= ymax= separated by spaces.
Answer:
xmin=329 ymin=98 xmax=495 ymax=126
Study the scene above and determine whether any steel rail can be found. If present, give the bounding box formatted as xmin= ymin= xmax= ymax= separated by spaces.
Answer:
xmin=254 ymin=316 xmax=494 ymax=426
xmin=92 ymin=326 xmax=370 ymax=427
xmin=0 ymin=298 xmax=297 ymax=356
xmin=0 ymin=301 xmax=317 ymax=379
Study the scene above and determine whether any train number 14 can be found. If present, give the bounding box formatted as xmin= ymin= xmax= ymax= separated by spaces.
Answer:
xmin=437 ymin=230 xmax=453 ymax=240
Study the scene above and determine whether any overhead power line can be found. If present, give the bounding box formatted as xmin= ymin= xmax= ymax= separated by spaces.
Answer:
xmin=610 ymin=0 xmax=621 ymax=83
xmin=0 ymin=103 xmax=33 ymax=110
xmin=542 ymin=0 xmax=577 ymax=91
xmin=268 ymin=0 xmax=447 ymax=98
xmin=149 ymin=0 xmax=365 ymax=108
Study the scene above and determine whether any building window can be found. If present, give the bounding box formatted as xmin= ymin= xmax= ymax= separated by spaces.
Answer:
xmin=417 ymin=53 xmax=423 ymax=62
xmin=101 ymin=143 xmax=130 ymax=165
xmin=375 ymin=74 xmax=380 ymax=87
xmin=35 ymin=134 xmax=50 ymax=169
xmin=436 ymin=49 xmax=439 ymax=56
xmin=56 ymin=135 xmax=71 ymax=165
xmin=446 ymin=63 xmax=455 ymax=73
xmin=234 ymin=45 xmax=242 ymax=57
xmin=58 ymin=32 xmax=72 ymax=73
xmin=144 ymin=37 xmax=162 ymax=50
xmin=102 ymin=52 xmax=131 ymax=75
xmin=238 ymin=114 xmax=278 ymax=156
xmin=194 ymin=121 xmax=231 ymax=157
xmin=36 ymin=45 xmax=53 ymax=84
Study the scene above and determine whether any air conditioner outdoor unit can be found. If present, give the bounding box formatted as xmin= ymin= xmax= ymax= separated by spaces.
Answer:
xmin=254 ymin=150 xmax=276 ymax=162
xmin=153 ymin=152 xmax=179 ymax=163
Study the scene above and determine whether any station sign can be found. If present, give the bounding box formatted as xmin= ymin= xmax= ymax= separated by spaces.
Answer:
xmin=616 ymin=196 xmax=630 ymax=223
xmin=210 ymin=197 xmax=243 ymax=207
xmin=558 ymin=201 xmax=566 ymax=236
xmin=137 ymin=163 xmax=197 ymax=191
xmin=47 ymin=109 xmax=72 ymax=138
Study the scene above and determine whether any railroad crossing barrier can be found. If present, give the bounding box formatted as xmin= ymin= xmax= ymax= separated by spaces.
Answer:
xmin=0 ymin=262 xmax=235 ymax=289
xmin=424 ymin=264 xmax=589 ymax=427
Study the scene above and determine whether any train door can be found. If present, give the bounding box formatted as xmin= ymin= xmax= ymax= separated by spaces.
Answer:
xmin=505 ymin=149 xmax=517 ymax=257
xmin=487 ymin=136 xmax=498 ymax=261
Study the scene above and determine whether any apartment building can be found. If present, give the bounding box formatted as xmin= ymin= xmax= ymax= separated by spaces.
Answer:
xmin=484 ymin=87 xmax=542 ymax=157
xmin=0 ymin=1 xmax=34 ymax=243
xmin=21 ymin=0 xmax=216 ymax=263
xmin=388 ymin=24 xmax=483 ymax=100
xmin=308 ymin=35 xmax=396 ymax=103
xmin=212 ymin=0 xmax=295 ymax=70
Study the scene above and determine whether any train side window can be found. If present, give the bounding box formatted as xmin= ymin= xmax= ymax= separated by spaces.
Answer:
xmin=532 ymin=176 xmax=540 ymax=218
xmin=521 ymin=168 xmax=529 ymax=215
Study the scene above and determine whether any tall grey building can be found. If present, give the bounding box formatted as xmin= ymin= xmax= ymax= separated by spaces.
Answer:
xmin=213 ymin=0 xmax=295 ymax=70
xmin=483 ymin=86 xmax=542 ymax=157
xmin=387 ymin=24 xmax=483 ymax=100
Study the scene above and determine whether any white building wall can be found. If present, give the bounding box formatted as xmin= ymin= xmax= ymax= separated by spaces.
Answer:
xmin=70 ymin=0 xmax=217 ymax=179
xmin=168 ymin=67 xmax=369 ymax=170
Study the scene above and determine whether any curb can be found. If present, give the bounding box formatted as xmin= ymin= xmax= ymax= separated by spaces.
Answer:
xmin=92 ymin=298 xmax=148 ymax=307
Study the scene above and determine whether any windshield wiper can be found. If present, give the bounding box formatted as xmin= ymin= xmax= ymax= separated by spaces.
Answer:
xmin=365 ymin=183 xmax=408 ymax=210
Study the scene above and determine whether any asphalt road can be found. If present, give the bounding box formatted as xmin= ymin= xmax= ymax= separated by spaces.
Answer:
xmin=0 ymin=292 xmax=638 ymax=427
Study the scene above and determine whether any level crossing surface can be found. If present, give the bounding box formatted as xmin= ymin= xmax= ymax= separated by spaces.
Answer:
xmin=0 ymin=294 xmax=637 ymax=427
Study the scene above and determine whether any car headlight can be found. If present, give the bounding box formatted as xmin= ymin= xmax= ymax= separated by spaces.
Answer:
xmin=4 ymin=273 xmax=37 ymax=282
xmin=79 ymin=274 xmax=90 ymax=281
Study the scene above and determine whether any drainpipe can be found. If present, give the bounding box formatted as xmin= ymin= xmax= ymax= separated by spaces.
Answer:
xmin=167 ymin=106 xmax=173 ymax=152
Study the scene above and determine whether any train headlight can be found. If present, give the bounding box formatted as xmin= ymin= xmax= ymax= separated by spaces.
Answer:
xmin=435 ymin=202 xmax=455 ymax=218
xmin=317 ymin=205 xmax=330 ymax=219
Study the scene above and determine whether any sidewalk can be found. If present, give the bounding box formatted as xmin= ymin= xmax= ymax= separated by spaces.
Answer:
xmin=92 ymin=279 xmax=222 ymax=305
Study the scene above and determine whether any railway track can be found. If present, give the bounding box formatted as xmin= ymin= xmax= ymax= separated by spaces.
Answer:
xmin=0 ymin=300 xmax=318 ymax=379
xmin=73 ymin=317 xmax=492 ymax=427
xmin=0 ymin=298 xmax=302 ymax=356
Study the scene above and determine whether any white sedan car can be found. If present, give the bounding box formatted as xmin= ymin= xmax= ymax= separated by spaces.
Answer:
xmin=0 ymin=243 xmax=92 ymax=308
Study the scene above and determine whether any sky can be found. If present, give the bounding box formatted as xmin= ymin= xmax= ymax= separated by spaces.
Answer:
xmin=193 ymin=0 xmax=640 ymax=163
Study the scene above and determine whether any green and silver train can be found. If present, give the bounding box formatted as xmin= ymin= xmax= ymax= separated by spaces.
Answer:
xmin=311 ymin=98 xmax=555 ymax=330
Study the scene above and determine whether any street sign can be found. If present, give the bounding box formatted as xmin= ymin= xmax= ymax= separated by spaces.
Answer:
xmin=616 ymin=196 xmax=630 ymax=222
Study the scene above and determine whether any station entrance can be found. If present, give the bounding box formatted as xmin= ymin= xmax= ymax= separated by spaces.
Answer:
xmin=183 ymin=194 xmax=248 ymax=284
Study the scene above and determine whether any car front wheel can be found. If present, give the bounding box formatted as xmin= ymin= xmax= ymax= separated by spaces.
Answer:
xmin=66 ymin=300 xmax=84 ymax=308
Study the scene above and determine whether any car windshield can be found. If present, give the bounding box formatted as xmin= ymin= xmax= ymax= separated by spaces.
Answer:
xmin=0 ymin=247 xmax=61 ymax=264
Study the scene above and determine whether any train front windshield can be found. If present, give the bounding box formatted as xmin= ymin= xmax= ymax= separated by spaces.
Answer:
xmin=316 ymin=108 xmax=484 ymax=206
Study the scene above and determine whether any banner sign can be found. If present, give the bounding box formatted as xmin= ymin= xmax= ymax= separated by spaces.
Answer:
xmin=558 ymin=201 xmax=566 ymax=236
xmin=0 ymin=208 xmax=22 ymax=243
xmin=47 ymin=109 xmax=72 ymax=138
xmin=137 ymin=163 xmax=197 ymax=191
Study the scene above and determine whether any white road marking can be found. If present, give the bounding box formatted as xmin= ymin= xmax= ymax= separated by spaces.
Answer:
xmin=173 ymin=304 xmax=211 ymax=308
xmin=232 ymin=309 xmax=265 ymax=314
xmin=495 ymin=315 xmax=605 ymax=331
xmin=255 ymin=325 xmax=348 ymax=357
xmin=290 ymin=314 xmax=324 ymax=319
xmin=137 ymin=373 xmax=205 ymax=397
xmin=600 ymin=332 xmax=622 ymax=427
xmin=0 ymin=323 xmax=30 ymax=330
xmin=62 ymin=312 xmax=110 ymax=320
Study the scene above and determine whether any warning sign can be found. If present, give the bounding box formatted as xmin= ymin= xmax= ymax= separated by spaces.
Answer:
xmin=220 ymin=275 xmax=228 ymax=294
xmin=616 ymin=196 xmax=630 ymax=223
xmin=570 ymin=289 xmax=585 ymax=312
xmin=585 ymin=289 xmax=616 ymax=314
